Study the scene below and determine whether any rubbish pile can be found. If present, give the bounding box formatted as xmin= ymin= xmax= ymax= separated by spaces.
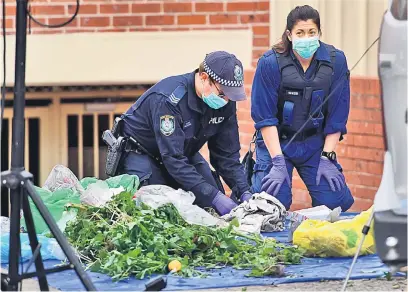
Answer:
xmin=63 ymin=191 xmax=303 ymax=280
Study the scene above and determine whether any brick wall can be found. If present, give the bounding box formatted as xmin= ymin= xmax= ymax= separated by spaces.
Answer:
xmin=3 ymin=0 xmax=384 ymax=211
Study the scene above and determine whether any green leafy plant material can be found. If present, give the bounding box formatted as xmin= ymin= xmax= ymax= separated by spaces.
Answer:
xmin=64 ymin=192 xmax=303 ymax=281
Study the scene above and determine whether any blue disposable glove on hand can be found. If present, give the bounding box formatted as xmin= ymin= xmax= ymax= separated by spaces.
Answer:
xmin=240 ymin=190 xmax=253 ymax=202
xmin=212 ymin=191 xmax=238 ymax=216
xmin=261 ymin=154 xmax=291 ymax=197
xmin=316 ymin=156 xmax=345 ymax=192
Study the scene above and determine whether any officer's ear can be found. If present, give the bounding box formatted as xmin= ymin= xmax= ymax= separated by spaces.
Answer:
xmin=199 ymin=72 xmax=210 ymax=83
xmin=286 ymin=30 xmax=292 ymax=42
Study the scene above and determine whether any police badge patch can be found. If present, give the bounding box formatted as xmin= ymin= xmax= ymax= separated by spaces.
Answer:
xmin=160 ymin=115 xmax=175 ymax=136
xmin=234 ymin=65 xmax=243 ymax=82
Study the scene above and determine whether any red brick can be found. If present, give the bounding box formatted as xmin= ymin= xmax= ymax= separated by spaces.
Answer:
xmin=349 ymin=108 xmax=383 ymax=123
xmin=164 ymin=3 xmax=192 ymax=13
xmin=364 ymin=96 xmax=382 ymax=109
xmin=350 ymin=94 xmax=365 ymax=108
xmin=253 ymin=49 xmax=266 ymax=60
xmin=227 ymin=1 xmax=269 ymax=11
xmin=6 ymin=5 xmax=16 ymax=15
xmin=113 ymin=16 xmax=143 ymax=27
xmin=348 ymin=134 xmax=384 ymax=149
xmin=349 ymin=197 xmax=373 ymax=212
xmin=253 ymin=36 xmax=269 ymax=47
xmin=344 ymin=172 xmax=382 ymax=187
xmin=240 ymin=13 xmax=269 ymax=24
xmin=237 ymin=109 xmax=252 ymax=122
xmin=97 ymin=28 xmax=127 ymax=33
xmin=30 ymin=29 xmax=64 ymax=34
xmin=347 ymin=121 xmax=379 ymax=135
xmin=238 ymin=121 xmax=255 ymax=134
xmin=195 ymin=2 xmax=224 ymax=12
xmin=177 ymin=15 xmax=206 ymax=25
xmin=68 ymin=4 xmax=97 ymax=14
xmin=30 ymin=5 xmax=65 ymax=15
xmin=48 ymin=17 xmax=78 ymax=27
xmin=252 ymin=25 xmax=269 ymax=35
xmin=345 ymin=146 xmax=384 ymax=162
xmin=161 ymin=27 xmax=190 ymax=31
xmin=28 ymin=17 xmax=47 ymax=28
xmin=80 ymin=16 xmax=109 ymax=27
xmin=100 ymin=4 xmax=129 ymax=14
xmin=350 ymin=77 xmax=380 ymax=95
xmin=132 ymin=3 xmax=161 ymax=14
xmin=129 ymin=28 xmax=160 ymax=32
xmin=64 ymin=29 xmax=95 ymax=34
xmin=244 ymin=70 xmax=255 ymax=84
xmin=146 ymin=15 xmax=175 ymax=26
xmin=209 ymin=14 xmax=238 ymax=24
xmin=367 ymin=78 xmax=380 ymax=95
xmin=2 ymin=18 xmax=13 ymax=29
xmin=352 ymin=186 xmax=377 ymax=200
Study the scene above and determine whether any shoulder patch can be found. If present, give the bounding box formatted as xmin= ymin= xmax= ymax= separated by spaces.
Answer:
xmin=160 ymin=115 xmax=175 ymax=136
xmin=167 ymin=85 xmax=187 ymax=106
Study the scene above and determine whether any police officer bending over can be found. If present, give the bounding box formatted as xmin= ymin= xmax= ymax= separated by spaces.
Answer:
xmin=114 ymin=51 xmax=252 ymax=215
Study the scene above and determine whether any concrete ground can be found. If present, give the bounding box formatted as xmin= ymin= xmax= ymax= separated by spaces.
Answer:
xmin=7 ymin=273 xmax=407 ymax=291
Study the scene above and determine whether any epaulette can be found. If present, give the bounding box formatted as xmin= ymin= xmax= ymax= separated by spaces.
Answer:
xmin=166 ymin=85 xmax=187 ymax=106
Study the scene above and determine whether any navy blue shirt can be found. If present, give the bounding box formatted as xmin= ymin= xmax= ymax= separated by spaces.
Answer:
xmin=123 ymin=71 xmax=250 ymax=199
xmin=251 ymin=42 xmax=350 ymax=136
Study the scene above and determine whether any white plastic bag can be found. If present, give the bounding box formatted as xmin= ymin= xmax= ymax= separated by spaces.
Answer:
xmin=134 ymin=185 xmax=223 ymax=227
xmin=1 ymin=216 xmax=10 ymax=234
xmin=80 ymin=180 xmax=124 ymax=207
xmin=43 ymin=165 xmax=84 ymax=195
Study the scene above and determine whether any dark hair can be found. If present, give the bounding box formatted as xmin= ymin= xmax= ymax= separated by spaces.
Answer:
xmin=272 ymin=5 xmax=321 ymax=55
xmin=198 ymin=62 xmax=215 ymax=84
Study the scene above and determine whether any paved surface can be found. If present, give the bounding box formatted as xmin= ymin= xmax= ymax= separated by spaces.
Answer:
xmin=5 ymin=276 xmax=406 ymax=291
xmin=2 ymin=268 xmax=406 ymax=291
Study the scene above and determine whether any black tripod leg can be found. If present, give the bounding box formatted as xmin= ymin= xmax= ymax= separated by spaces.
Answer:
xmin=21 ymin=186 xmax=49 ymax=291
xmin=7 ymin=185 xmax=22 ymax=291
xmin=24 ymin=180 xmax=96 ymax=291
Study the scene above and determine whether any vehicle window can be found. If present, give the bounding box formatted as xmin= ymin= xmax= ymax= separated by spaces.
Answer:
xmin=391 ymin=0 xmax=407 ymax=20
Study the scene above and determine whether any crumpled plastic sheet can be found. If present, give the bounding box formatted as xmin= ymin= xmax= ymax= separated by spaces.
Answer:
xmin=81 ymin=181 xmax=125 ymax=207
xmin=1 ymin=216 xmax=10 ymax=234
xmin=222 ymin=192 xmax=287 ymax=234
xmin=43 ymin=164 xmax=84 ymax=195
xmin=134 ymin=185 xmax=225 ymax=227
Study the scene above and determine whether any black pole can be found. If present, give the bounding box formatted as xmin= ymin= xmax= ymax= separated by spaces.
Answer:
xmin=7 ymin=0 xmax=28 ymax=289
xmin=10 ymin=0 xmax=27 ymax=170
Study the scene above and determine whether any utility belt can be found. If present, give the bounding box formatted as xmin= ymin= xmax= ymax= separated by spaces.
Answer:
xmin=102 ymin=117 xmax=162 ymax=177
xmin=279 ymin=128 xmax=319 ymax=142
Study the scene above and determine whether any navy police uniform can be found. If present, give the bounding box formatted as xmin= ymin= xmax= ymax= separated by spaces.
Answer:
xmin=251 ymin=42 xmax=355 ymax=211
xmin=119 ymin=53 xmax=250 ymax=208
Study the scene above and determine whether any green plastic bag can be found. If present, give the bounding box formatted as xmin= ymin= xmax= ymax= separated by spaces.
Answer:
xmin=80 ymin=174 xmax=139 ymax=194
xmin=21 ymin=186 xmax=80 ymax=234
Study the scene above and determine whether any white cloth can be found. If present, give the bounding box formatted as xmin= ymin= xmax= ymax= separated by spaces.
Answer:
xmin=222 ymin=192 xmax=287 ymax=234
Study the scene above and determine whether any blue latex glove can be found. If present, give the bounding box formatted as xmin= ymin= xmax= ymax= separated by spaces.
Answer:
xmin=316 ymin=156 xmax=346 ymax=192
xmin=261 ymin=154 xmax=291 ymax=196
xmin=240 ymin=190 xmax=253 ymax=202
xmin=212 ymin=191 xmax=238 ymax=216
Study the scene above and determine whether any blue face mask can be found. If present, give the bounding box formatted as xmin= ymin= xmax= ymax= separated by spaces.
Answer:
xmin=203 ymin=93 xmax=228 ymax=109
xmin=292 ymin=36 xmax=320 ymax=59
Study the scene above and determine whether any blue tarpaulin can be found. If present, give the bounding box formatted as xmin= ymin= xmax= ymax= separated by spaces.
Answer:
xmin=1 ymin=212 xmax=403 ymax=291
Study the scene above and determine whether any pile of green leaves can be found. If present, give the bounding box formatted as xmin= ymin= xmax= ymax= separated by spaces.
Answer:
xmin=64 ymin=192 xmax=303 ymax=281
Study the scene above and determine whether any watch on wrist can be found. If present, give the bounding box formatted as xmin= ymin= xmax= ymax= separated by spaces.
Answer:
xmin=321 ymin=151 xmax=337 ymax=161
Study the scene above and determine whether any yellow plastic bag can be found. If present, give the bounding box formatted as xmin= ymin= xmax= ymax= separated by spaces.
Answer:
xmin=293 ymin=207 xmax=376 ymax=257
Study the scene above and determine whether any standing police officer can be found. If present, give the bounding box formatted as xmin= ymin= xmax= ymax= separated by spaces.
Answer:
xmin=250 ymin=5 xmax=355 ymax=211
xmin=118 ymin=51 xmax=252 ymax=215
